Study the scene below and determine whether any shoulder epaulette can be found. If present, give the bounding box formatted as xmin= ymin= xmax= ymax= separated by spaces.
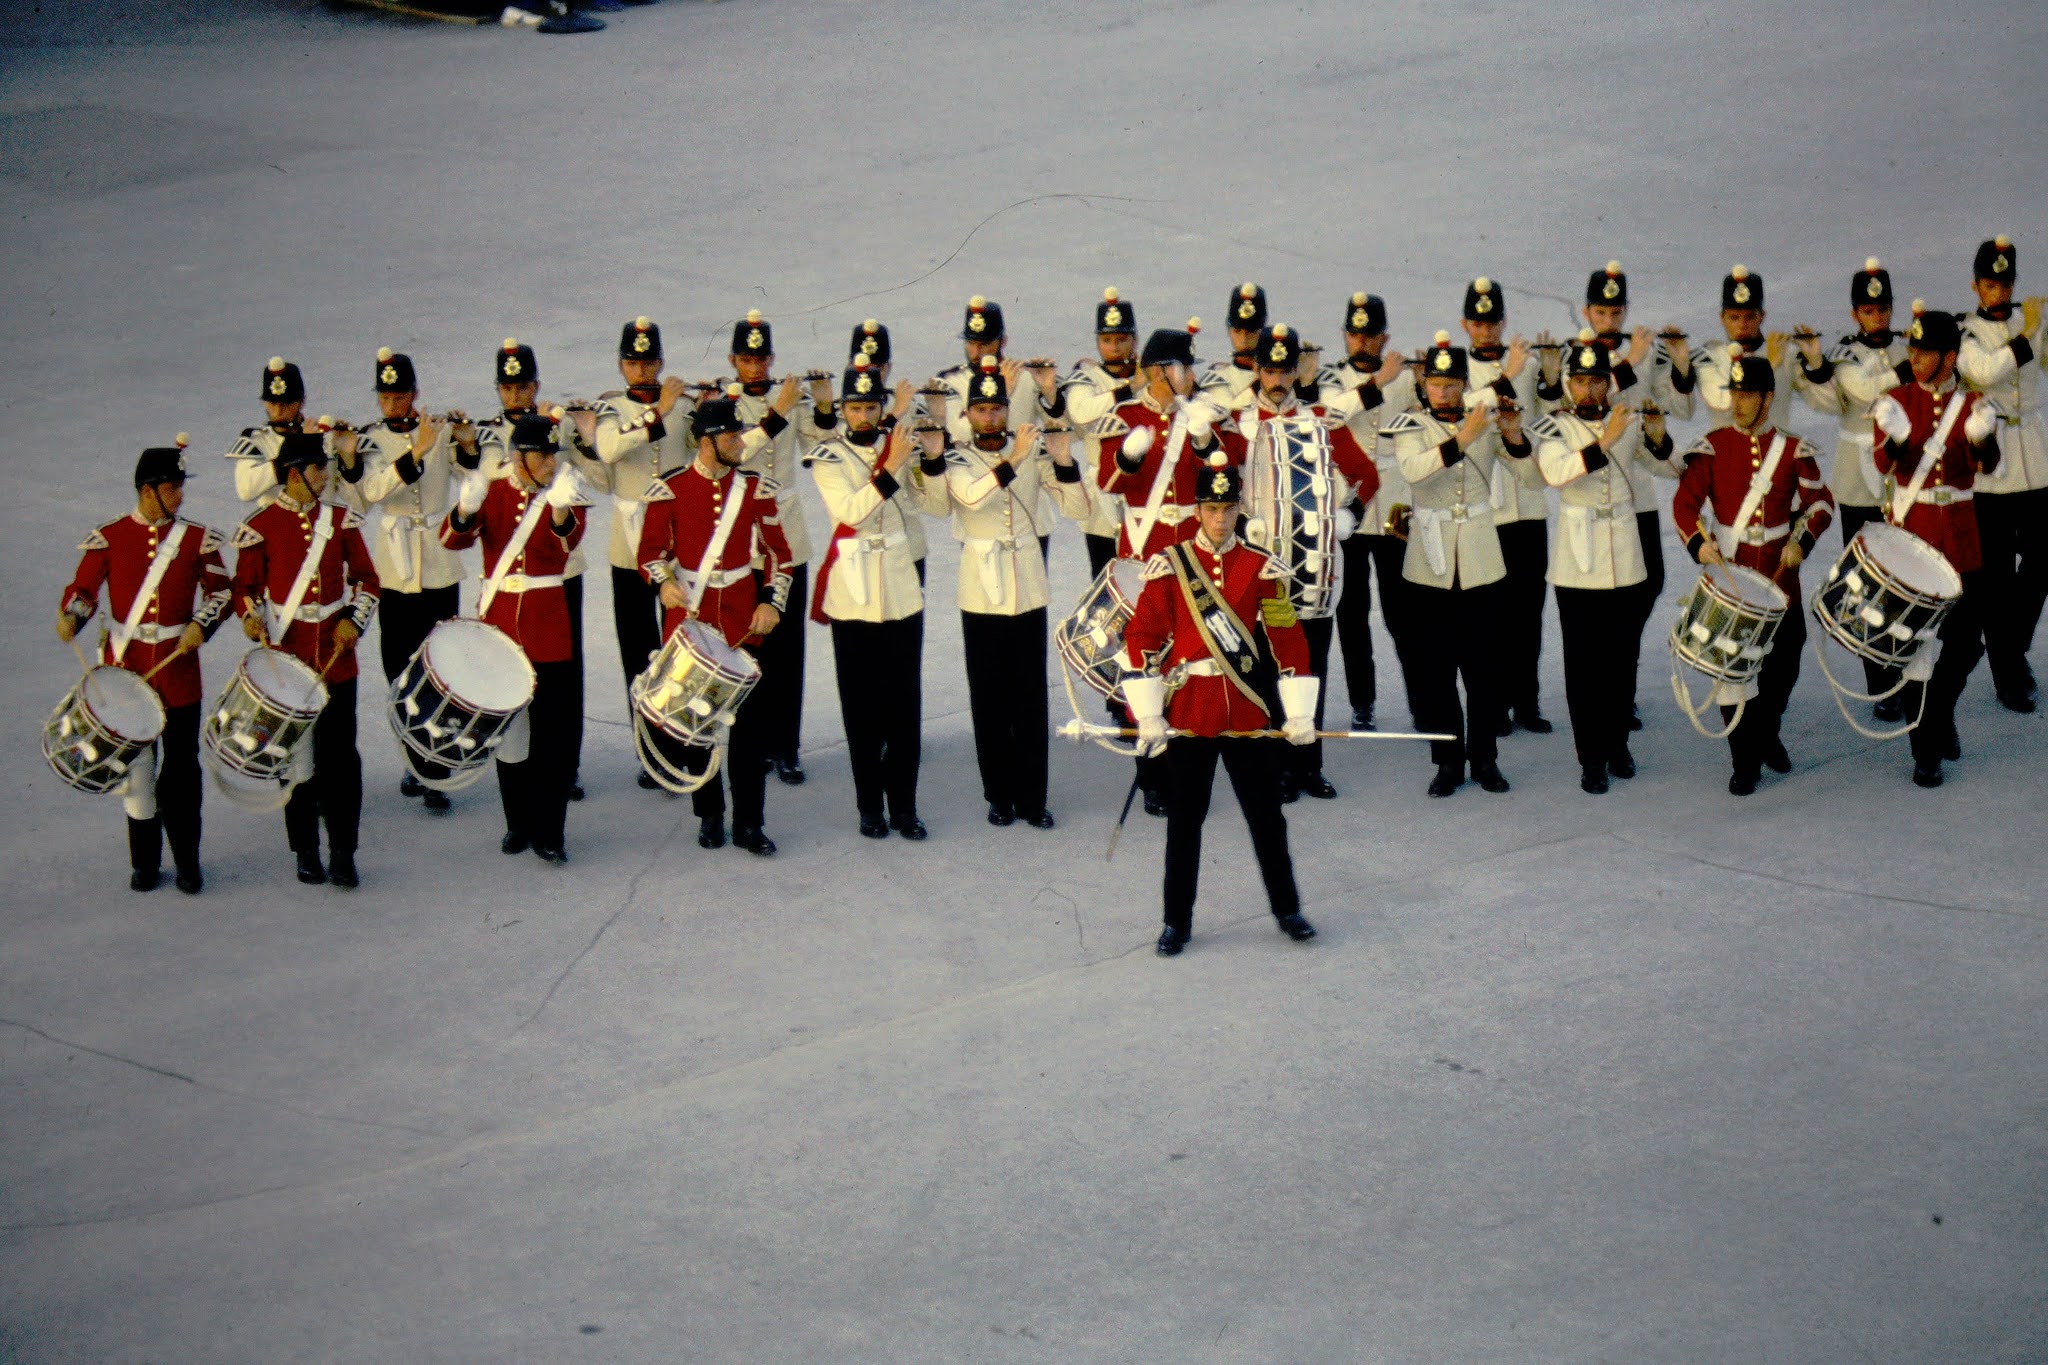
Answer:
xmin=935 ymin=363 xmax=968 ymax=378
xmin=752 ymin=473 xmax=782 ymax=499
xmin=1142 ymin=553 xmax=1173 ymax=581
xmin=643 ymin=478 xmax=676 ymax=503
xmin=339 ymin=507 xmax=365 ymax=531
xmin=1526 ymin=413 xmax=1563 ymax=443
xmin=1254 ymin=548 xmax=1286 ymax=579
xmin=1381 ymin=411 xmax=1423 ymax=435
xmin=1684 ymin=434 xmax=1716 ymax=461
xmin=231 ymin=521 xmax=267 ymax=550
xmin=78 ymin=526 xmax=111 ymax=552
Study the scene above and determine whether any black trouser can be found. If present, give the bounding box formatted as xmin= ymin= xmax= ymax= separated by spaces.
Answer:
xmin=1335 ymin=533 xmax=1418 ymax=719
xmin=831 ymin=613 xmax=923 ymax=823
xmin=1084 ymin=532 xmax=1117 ymax=581
xmin=1291 ymin=615 xmax=1335 ymax=778
xmin=667 ymin=645 xmax=771 ymax=830
xmin=1497 ymin=519 xmax=1549 ymax=717
xmin=497 ymin=659 xmax=577 ymax=849
xmin=379 ymin=583 xmax=460 ymax=784
xmin=1974 ymin=487 xmax=2048 ymax=694
xmin=1162 ymin=736 xmax=1299 ymax=934
xmin=1554 ymin=587 xmax=1635 ymax=771
xmin=1623 ymin=510 xmax=1666 ymax=716
xmin=563 ymin=573 xmax=585 ymax=784
xmin=1719 ymin=601 xmax=1805 ymax=778
xmin=1906 ymin=572 xmax=1986 ymax=766
xmin=285 ymin=677 xmax=361 ymax=857
xmin=1836 ymin=504 xmax=1898 ymax=698
xmin=129 ymin=703 xmax=202 ymax=875
xmin=754 ymin=562 xmax=807 ymax=763
xmin=962 ymin=608 xmax=1051 ymax=814
xmin=612 ymin=564 xmax=663 ymax=699
xmin=1407 ymin=577 xmax=1506 ymax=768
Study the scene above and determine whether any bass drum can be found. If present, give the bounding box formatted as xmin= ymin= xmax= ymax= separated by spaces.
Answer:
xmin=43 ymin=666 xmax=166 ymax=795
xmin=1054 ymin=557 xmax=1146 ymax=701
xmin=1241 ymin=414 xmax=1339 ymax=619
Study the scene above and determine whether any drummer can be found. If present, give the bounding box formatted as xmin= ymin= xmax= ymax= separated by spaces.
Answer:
xmin=57 ymin=442 xmax=232 ymax=893
xmin=442 ymin=413 xmax=588 ymax=861
xmin=1673 ymin=356 xmax=1835 ymax=795
xmin=635 ymin=389 xmax=796 ymax=856
xmin=229 ymin=432 xmax=382 ymax=888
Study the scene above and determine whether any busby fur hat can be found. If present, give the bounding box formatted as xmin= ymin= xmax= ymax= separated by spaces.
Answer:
xmin=1227 ymin=281 xmax=1267 ymax=332
xmin=1975 ymin=234 xmax=2016 ymax=283
xmin=1423 ymin=330 xmax=1469 ymax=383
xmin=1463 ymin=276 xmax=1504 ymax=322
xmin=966 ymin=355 xmax=1008 ymax=406
xmin=1344 ymin=291 xmax=1387 ymax=336
xmin=961 ymin=295 xmax=1005 ymax=342
xmin=1256 ymin=324 xmax=1302 ymax=371
xmin=731 ymin=309 xmax=773 ymax=357
xmin=373 ymin=346 xmax=416 ymax=394
xmin=840 ymin=355 xmax=886 ymax=404
xmin=1565 ymin=328 xmax=1611 ymax=379
xmin=849 ymin=318 xmax=892 ymax=366
xmin=1851 ymin=258 xmax=1893 ymax=309
xmin=1586 ymin=261 xmax=1629 ymax=307
xmin=1195 ymin=450 xmax=1241 ymax=504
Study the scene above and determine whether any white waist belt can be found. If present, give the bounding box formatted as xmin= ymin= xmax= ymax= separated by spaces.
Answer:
xmin=849 ymin=532 xmax=908 ymax=552
xmin=266 ymin=596 xmax=347 ymax=626
xmin=1915 ymin=487 xmax=1972 ymax=505
xmin=1153 ymin=504 xmax=1194 ymax=525
xmin=491 ymin=573 xmax=566 ymax=593
xmin=1178 ymin=659 xmax=1225 ymax=678
xmin=125 ymin=621 xmax=189 ymax=643
xmin=680 ymin=564 xmax=753 ymax=592
xmin=1735 ymin=522 xmax=1791 ymax=545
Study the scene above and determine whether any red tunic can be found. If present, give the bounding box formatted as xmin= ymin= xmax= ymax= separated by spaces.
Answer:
xmin=1671 ymin=425 xmax=1835 ymax=598
xmin=439 ymin=478 xmax=585 ymax=664
xmin=1123 ymin=535 xmax=1311 ymax=736
xmin=230 ymin=498 xmax=380 ymax=683
xmin=1872 ymin=381 xmax=1999 ymax=574
xmin=636 ymin=462 xmax=794 ymax=649
xmin=1100 ymin=399 xmax=1229 ymax=560
xmin=61 ymin=514 xmax=231 ymax=709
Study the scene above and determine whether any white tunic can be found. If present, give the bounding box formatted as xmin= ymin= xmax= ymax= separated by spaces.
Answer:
xmin=1959 ymin=309 xmax=2048 ymax=494
xmin=807 ymin=435 xmax=946 ymax=623
xmin=940 ymin=436 xmax=1090 ymax=616
xmin=593 ymin=391 xmax=695 ymax=572
xmin=1532 ymin=409 xmax=1652 ymax=590
xmin=348 ymin=421 xmax=465 ymax=594
xmin=1389 ymin=409 xmax=1508 ymax=589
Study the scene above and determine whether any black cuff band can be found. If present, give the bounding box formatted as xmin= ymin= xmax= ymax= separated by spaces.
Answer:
xmin=1685 ymin=532 xmax=1706 ymax=562
xmin=1579 ymin=441 xmax=1609 ymax=473
xmin=873 ymin=470 xmax=900 ymax=499
xmin=1536 ymin=380 xmax=1563 ymax=403
xmin=646 ymin=415 xmax=666 ymax=443
xmin=1438 ymin=437 xmax=1463 ymax=468
xmin=1802 ymin=357 xmax=1836 ymax=385
xmin=1612 ymin=361 xmax=1638 ymax=391
xmin=1892 ymin=359 xmax=1915 ymax=387
xmin=1112 ymin=382 xmax=1134 ymax=404
xmin=1669 ymin=367 xmax=1696 ymax=395
xmin=2010 ymin=335 xmax=2035 ymax=368
xmin=394 ymin=452 xmax=422 ymax=485
xmin=992 ymin=462 xmax=1017 ymax=488
xmin=920 ymin=455 xmax=948 ymax=478
xmin=760 ymin=410 xmax=790 ymax=440
xmin=813 ymin=405 xmax=837 ymax=430
xmin=1053 ymin=459 xmax=1082 ymax=483
xmin=1355 ymin=379 xmax=1382 ymax=409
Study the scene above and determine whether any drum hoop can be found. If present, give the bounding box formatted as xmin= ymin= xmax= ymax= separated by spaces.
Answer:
xmin=420 ymin=618 xmax=537 ymax=717
xmin=79 ymin=666 xmax=167 ymax=743
xmin=1850 ymin=526 xmax=1963 ymax=605
xmin=238 ymin=647 xmax=328 ymax=720
xmin=1697 ymin=564 xmax=1789 ymax=615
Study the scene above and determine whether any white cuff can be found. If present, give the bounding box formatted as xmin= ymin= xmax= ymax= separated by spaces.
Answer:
xmin=1277 ymin=674 xmax=1319 ymax=723
xmin=1121 ymin=674 xmax=1167 ymax=722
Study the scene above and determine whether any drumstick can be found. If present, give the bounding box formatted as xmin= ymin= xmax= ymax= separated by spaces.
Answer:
xmin=140 ymin=643 xmax=192 ymax=684
xmin=66 ymin=629 xmax=94 ymax=675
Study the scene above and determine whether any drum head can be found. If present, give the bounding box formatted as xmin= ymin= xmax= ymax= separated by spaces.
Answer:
xmin=1858 ymin=524 xmax=1963 ymax=601
xmin=1713 ymin=564 xmax=1790 ymax=612
xmin=242 ymin=647 xmax=325 ymax=714
xmin=682 ymin=619 xmax=760 ymax=683
xmin=424 ymin=618 xmax=536 ymax=713
xmin=1108 ymin=557 xmax=1144 ymax=608
xmin=81 ymin=667 xmax=165 ymax=742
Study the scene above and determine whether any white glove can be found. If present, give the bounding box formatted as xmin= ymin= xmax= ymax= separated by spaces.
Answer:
xmin=1333 ymin=507 xmax=1359 ymax=541
xmin=1136 ymin=715 xmax=1170 ymax=758
xmin=1872 ymin=395 xmax=1911 ymax=442
xmin=1965 ymin=402 xmax=1997 ymax=443
xmin=455 ymin=468 xmax=488 ymax=517
xmin=1282 ymin=716 xmax=1315 ymax=746
xmin=1122 ymin=675 xmax=1169 ymax=757
xmin=1121 ymin=424 xmax=1154 ymax=460
xmin=1185 ymin=409 xmax=1214 ymax=444
xmin=1277 ymin=674 xmax=1319 ymax=747
xmin=545 ymin=466 xmax=582 ymax=510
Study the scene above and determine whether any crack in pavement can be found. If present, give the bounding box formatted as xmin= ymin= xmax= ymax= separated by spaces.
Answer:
xmin=516 ymin=807 xmax=687 ymax=1032
xmin=1609 ymin=834 xmax=2047 ymax=922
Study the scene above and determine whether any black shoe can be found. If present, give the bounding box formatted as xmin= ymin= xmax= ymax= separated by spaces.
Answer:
xmin=858 ymin=815 xmax=889 ymax=839
xmin=328 ymin=853 xmax=359 ymax=889
xmin=1762 ymin=739 xmax=1792 ymax=774
xmin=1515 ymin=707 xmax=1554 ymax=734
xmin=1996 ymin=688 xmax=2038 ymax=714
xmin=1471 ymin=761 xmax=1511 ymax=794
xmin=296 ymin=850 xmax=327 ymax=885
xmin=1301 ymin=773 xmax=1338 ymax=799
xmin=129 ymin=867 xmax=160 ymax=892
xmin=173 ymin=867 xmax=203 ymax=895
xmin=636 ymin=770 xmax=662 ymax=791
xmin=535 ymin=4 xmax=606 ymax=32
xmin=1427 ymin=764 xmax=1463 ymax=798
xmin=1728 ymin=770 xmax=1760 ymax=796
xmin=1493 ymin=714 xmax=1514 ymax=738
xmin=1872 ymin=695 xmax=1906 ymax=723
xmin=532 ymin=842 xmax=569 ymax=864
xmin=1276 ymin=772 xmax=1300 ymax=804
xmin=1143 ymin=790 xmax=1168 ymax=818
xmin=423 ymin=789 xmax=452 ymax=812
xmin=987 ymin=803 xmax=1014 ymax=827
xmin=1580 ymin=764 xmax=1610 ymax=795
xmin=568 ymin=781 xmax=585 ymax=802
xmin=892 ymin=815 xmax=929 ymax=841
xmin=773 ymin=756 xmax=807 ymax=786
xmin=1019 ymin=809 xmax=1056 ymax=830
xmin=1608 ymin=749 xmax=1636 ymax=780
xmin=1156 ymin=927 xmax=1189 ymax=956
xmin=1351 ymin=705 xmax=1375 ymax=732
xmin=1629 ymin=704 xmax=1644 ymax=732
xmin=1912 ymin=760 xmax=1944 ymax=789
xmin=399 ymin=772 xmax=425 ymax=799
xmin=697 ymin=817 xmax=726 ymax=850
xmin=501 ymin=831 xmax=530 ymax=855
xmin=1276 ymin=913 xmax=1317 ymax=942
xmin=732 ymin=826 xmax=777 ymax=856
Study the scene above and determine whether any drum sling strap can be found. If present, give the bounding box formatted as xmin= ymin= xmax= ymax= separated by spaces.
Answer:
xmin=1127 ymin=412 xmax=1189 ymax=552
xmin=1888 ymin=392 xmax=1968 ymax=526
xmin=478 ymin=491 xmax=553 ymax=616
xmin=111 ymin=522 xmax=188 ymax=664
xmin=685 ymin=477 xmax=749 ymax=615
xmin=1166 ymin=543 xmax=1267 ymax=713
xmin=1715 ymin=432 xmax=1787 ymax=561
xmin=270 ymin=510 xmax=335 ymax=646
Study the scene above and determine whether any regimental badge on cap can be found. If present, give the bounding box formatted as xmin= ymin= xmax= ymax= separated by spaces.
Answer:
xmin=1603 ymin=277 xmax=1621 ymax=300
xmin=1477 ymin=295 xmax=1493 ymax=315
xmin=967 ymin=295 xmax=989 ymax=335
xmin=1103 ymin=305 xmax=1122 ymax=329
xmin=270 ymin=373 xmax=289 ymax=397
xmin=380 ymin=365 xmax=398 ymax=386
xmin=1733 ymin=282 xmax=1750 ymax=304
xmin=1270 ymin=340 xmax=1289 ymax=363
xmin=1580 ymin=345 xmax=1598 ymax=370
xmin=504 ymin=355 xmax=522 ymax=377
xmin=854 ymin=371 xmax=876 ymax=397
xmin=1237 ymin=299 xmax=1257 ymax=321
xmin=1434 ymin=351 xmax=1452 ymax=372
xmin=633 ymin=322 xmax=652 ymax=355
xmin=1730 ymin=359 xmax=1746 ymax=385
xmin=1351 ymin=306 xmax=1369 ymax=329
xmin=1868 ymin=277 xmax=1883 ymax=299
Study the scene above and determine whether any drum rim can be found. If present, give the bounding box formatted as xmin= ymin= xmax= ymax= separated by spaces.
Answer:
xmin=236 ymin=646 xmax=329 ymax=719
xmin=1850 ymin=523 xmax=1964 ymax=603
xmin=419 ymin=617 xmax=537 ymax=716
xmin=1698 ymin=562 xmax=1790 ymax=613
xmin=78 ymin=665 xmax=168 ymax=742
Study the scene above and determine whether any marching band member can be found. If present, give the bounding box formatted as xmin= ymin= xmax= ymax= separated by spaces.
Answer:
xmin=1318 ymin=291 xmax=1417 ymax=732
xmin=226 ymin=356 xmax=319 ymax=506
xmin=1122 ymin=452 xmax=1319 ymax=957
xmin=334 ymin=348 xmax=466 ymax=810
xmin=1460 ymin=277 xmax=1551 ymax=734
xmin=935 ymin=358 xmax=1090 ymax=828
xmin=1533 ymin=338 xmax=1671 ymax=792
xmin=721 ymin=310 xmax=815 ymax=786
xmin=230 ymin=433 xmax=381 ymax=888
xmin=1873 ymin=309 xmax=2004 ymax=787
xmin=1059 ymin=287 xmax=1141 ymax=578
xmin=1389 ymin=332 xmax=1525 ymax=797
xmin=934 ymin=296 xmax=1063 ymax=560
xmin=1693 ymin=265 xmax=1802 ymax=431
xmin=1198 ymin=282 xmax=1267 ymax=413
xmin=1213 ymin=324 xmax=1379 ymax=801
xmin=1673 ymin=356 xmax=1835 ymax=795
xmin=595 ymin=317 xmax=696 ymax=789
xmin=1793 ymin=260 xmax=1912 ymax=715
xmin=636 ymin=391 xmax=796 ymax=855
xmin=442 ymin=414 xmax=586 ymax=862
xmin=58 ymin=442 xmax=232 ymax=893
xmin=808 ymin=370 xmax=947 ymax=839
xmin=1958 ymin=234 xmax=2048 ymax=714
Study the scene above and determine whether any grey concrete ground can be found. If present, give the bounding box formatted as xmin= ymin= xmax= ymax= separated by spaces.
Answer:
xmin=1 ymin=1 xmax=2044 ymax=1359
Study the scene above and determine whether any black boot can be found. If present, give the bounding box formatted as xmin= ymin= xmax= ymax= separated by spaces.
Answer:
xmin=1427 ymin=763 xmax=1463 ymax=798
xmin=296 ymin=848 xmax=327 ymax=884
xmin=1580 ymin=764 xmax=1609 ymax=795
xmin=1470 ymin=760 xmax=1511 ymax=794
xmin=732 ymin=826 xmax=777 ymax=856
xmin=127 ymin=817 xmax=162 ymax=892
xmin=698 ymin=816 xmax=726 ymax=849
xmin=328 ymin=852 xmax=359 ymax=889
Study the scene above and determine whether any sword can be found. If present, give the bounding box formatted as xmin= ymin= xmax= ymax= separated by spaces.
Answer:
xmin=1057 ymin=718 xmax=1455 ymax=744
xmin=1104 ymin=770 xmax=1144 ymax=863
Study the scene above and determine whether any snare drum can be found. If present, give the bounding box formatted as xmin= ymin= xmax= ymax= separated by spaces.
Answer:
xmin=1670 ymin=564 xmax=1789 ymax=684
xmin=631 ymin=620 xmax=760 ymax=794
xmin=1811 ymin=523 xmax=1961 ymax=667
xmin=202 ymin=647 xmax=328 ymax=806
xmin=1242 ymin=415 xmax=1339 ymax=618
xmin=1054 ymin=557 xmax=1146 ymax=700
xmin=43 ymin=666 xmax=166 ymax=795
xmin=387 ymin=618 xmax=536 ymax=790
